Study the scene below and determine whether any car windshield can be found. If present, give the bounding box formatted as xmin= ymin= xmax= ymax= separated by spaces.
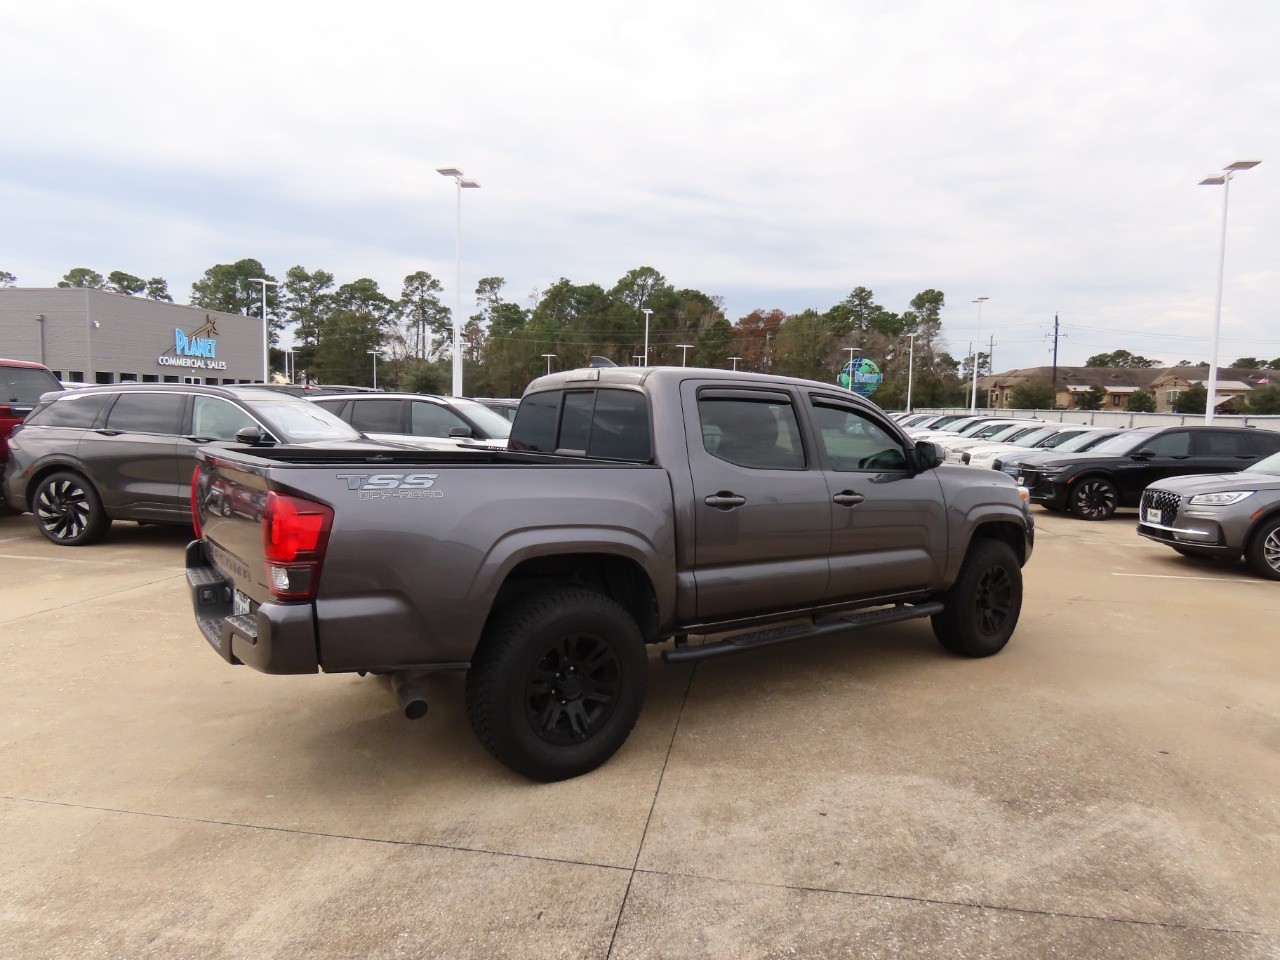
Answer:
xmin=1055 ymin=430 xmax=1114 ymax=453
xmin=249 ymin=397 xmax=362 ymax=442
xmin=1085 ymin=430 xmax=1155 ymax=456
xmin=1245 ymin=451 xmax=1280 ymax=475
xmin=451 ymin=398 xmax=512 ymax=439
xmin=958 ymin=419 xmax=1016 ymax=437
xmin=1012 ymin=427 xmax=1059 ymax=447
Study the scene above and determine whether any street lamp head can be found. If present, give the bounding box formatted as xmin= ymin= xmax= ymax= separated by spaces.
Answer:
xmin=973 ymin=296 xmax=989 ymax=304
xmin=1225 ymin=160 xmax=1262 ymax=171
xmin=460 ymin=179 xmax=480 ymax=189
xmin=1199 ymin=175 xmax=1227 ymax=186
xmin=436 ymin=167 xmax=464 ymax=177
xmin=641 ymin=308 xmax=653 ymax=318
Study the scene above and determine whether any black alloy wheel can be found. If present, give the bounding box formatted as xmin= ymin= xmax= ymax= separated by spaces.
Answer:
xmin=466 ymin=587 xmax=647 ymax=781
xmin=1071 ymin=477 xmax=1118 ymax=521
xmin=931 ymin=539 xmax=1023 ymax=657
xmin=33 ymin=471 xmax=110 ymax=546
xmin=524 ymin=633 xmax=622 ymax=746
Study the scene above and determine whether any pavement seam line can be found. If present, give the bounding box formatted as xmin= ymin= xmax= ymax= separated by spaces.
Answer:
xmin=0 ymin=573 xmax=184 ymax=626
xmin=626 ymin=867 xmax=1270 ymax=940
xmin=606 ymin=661 xmax=701 ymax=959
xmin=0 ymin=794 xmax=632 ymax=875
xmin=1 ymin=794 xmax=1269 ymax=942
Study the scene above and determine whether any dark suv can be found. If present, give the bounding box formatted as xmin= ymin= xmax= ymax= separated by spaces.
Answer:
xmin=1017 ymin=424 xmax=1280 ymax=520
xmin=2 ymin=383 xmax=386 ymax=545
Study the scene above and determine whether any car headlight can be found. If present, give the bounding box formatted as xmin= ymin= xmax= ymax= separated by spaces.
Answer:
xmin=1036 ymin=466 xmax=1065 ymax=476
xmin=1188 ymin=491 xmax=1255 ymax=506
xmin=969 ymin=451 xmax=997 ymax=461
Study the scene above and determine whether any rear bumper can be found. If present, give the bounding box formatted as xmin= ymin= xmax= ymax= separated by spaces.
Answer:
xmin=186 ymin=540 xmax=319 ymax=674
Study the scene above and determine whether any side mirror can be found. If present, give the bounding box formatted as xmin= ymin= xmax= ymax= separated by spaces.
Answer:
xmin=235 ymin=425 xmax=272 ymax=446
xmin=914 ymin=440 xmax=943 ymax=471
xmin=1134 ymin=448 xmax=1154 ymax=460
xmin=448 ymin=426 xmax=473 ymax=438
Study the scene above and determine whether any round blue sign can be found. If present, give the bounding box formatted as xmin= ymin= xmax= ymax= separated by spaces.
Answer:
xmin=838 ymin=357 xmax=882 ymax=396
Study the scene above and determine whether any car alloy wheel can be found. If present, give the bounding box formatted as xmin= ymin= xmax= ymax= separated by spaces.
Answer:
xmin=1072 ymin=478 xmax=1117 ymax=521
xmin=36 ymin=477 xmax=92 ymax=541
xmin=32 ymin=471 xmax=111 ymax=546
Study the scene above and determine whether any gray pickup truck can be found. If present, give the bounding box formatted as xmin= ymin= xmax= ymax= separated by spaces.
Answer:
xmin=188 ymin=367 xmax=1034 ymax=780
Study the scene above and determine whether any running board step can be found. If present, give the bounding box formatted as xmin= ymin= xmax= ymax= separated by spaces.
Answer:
xmin=662 ymin=601 xmax=945 ymax=664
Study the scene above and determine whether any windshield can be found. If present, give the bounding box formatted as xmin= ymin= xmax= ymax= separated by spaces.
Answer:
xmin=955 ymin=419 xmax=1007 ymax=437
xmin=251 ymin=397 xmax=363 ymax=442
xmin=1012 ymin=427 xmax=1059 ymax=447
xmin=976 ymin=422 xmax=1028 ymax=441
xmin=1085 ymin=430 xmax=1155 ymax=456
xmin=1246 ymin=451 xmax=1280 ymax=475
xmin=452 ymin=398 xmax=512 ymax=439
xmin=1053 ymin=430 xmax=1113 ymax=453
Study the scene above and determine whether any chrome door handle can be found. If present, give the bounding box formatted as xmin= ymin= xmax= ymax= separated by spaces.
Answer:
xmin=704 ymin=492 xmax=747 ymax=509
xmin=833 ymin=491 xmax=865 ymax=506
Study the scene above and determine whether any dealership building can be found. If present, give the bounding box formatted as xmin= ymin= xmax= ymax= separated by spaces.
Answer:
xmin=0 ymin=287 xmax=265 ymax=385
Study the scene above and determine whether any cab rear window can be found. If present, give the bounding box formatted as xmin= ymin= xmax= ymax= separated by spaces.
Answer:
xmin=509 ymin=389 xmax=651 ymax=461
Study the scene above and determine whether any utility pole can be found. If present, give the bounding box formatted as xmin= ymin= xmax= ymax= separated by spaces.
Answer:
xmin=1051 ymin=313 xmax=1060 ymax=392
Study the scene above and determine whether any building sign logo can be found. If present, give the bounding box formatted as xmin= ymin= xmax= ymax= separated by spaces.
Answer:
xmin=158 ymin=317 xmax=227 ymax=370
xmin=838 ymin=357 xmax=883 ymax=396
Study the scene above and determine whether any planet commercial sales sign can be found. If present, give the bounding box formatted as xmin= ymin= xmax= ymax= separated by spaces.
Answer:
xmin=158 ymin=324 xmax=228 ymax=371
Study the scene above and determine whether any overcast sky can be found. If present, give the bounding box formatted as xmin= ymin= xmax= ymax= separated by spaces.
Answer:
xmin=3 ymin=0 xmax=1277 ymax=371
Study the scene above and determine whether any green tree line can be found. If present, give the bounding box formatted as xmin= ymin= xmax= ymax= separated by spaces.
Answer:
xmin=36 ymin=261 xmax=971 ymax=402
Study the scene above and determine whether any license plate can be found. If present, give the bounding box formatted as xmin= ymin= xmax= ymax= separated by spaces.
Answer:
xmin=1016 ymin=475 xmax=1024 ymax=485
xmin=1143 ymin=506 xmax=1162 ymax=525
xmin=233 ymin=589 xmax=252 ymax=616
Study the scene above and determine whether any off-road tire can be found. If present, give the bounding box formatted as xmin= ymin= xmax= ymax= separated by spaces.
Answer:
xmin=465 ymin=587 xmax=647 ymax=781
xmin=1244 ymin=517 xmax=1280 ymax=581
xmin=32 ymin=471 xmax=111 ymax=546
xmin=931 ymin=539 xmax=1022 ymax=657
xmin=1070 ymin=477 xmax=1118 ymax=521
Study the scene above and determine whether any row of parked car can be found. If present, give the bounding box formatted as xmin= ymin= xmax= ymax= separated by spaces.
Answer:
xmin=891 ymin=410 xmax=1280 ymax=581
xmin=0 ymin=361 xmax=519 ymax=547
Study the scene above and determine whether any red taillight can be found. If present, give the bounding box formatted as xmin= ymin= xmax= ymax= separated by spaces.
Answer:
xmin=262 ymin=491 xmax=334 ymax=601
xmin=190 ymin=466 xmax=203 ymax=538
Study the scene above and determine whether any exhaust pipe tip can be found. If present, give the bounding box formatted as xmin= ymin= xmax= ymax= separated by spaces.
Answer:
xmin=390 ymin=672 xmax=429 ymax=721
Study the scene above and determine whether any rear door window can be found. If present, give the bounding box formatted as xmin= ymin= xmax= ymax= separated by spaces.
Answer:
xmin=698 ymin=394 xmax=805 ymax=470
xmin=104 ymin=392 xmax=186 ymax=435
xmin=349 ymin=399 xmax=404 ymax=433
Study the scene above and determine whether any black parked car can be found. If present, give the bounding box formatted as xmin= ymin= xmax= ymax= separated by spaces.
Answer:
xmin=1017 ymin=424 xmax=1280 ymax=520
xmin=2 ymin=383 xmax=391 ymax=545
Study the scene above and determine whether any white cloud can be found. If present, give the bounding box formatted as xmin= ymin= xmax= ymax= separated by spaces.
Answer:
xmin=4 ymin=0 xmax=1279 ymax=368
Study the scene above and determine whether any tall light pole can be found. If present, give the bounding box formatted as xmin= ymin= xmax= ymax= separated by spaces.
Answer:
xmin=1199 ymin=160 xmax=1261 ymax=425
xmin=843 ymin=346 xmax=861 ymax=392
xmin=248 ymin=278 xmax=279 ymax=382
xmin=728 ymin=356 xmax=742 ymax=371
xmin=969 ymin=296 xmax=989 ymax=413
xmin=905 ymin=332 xmax=917 ymax=413
xmin=541 ymin=353 xmax=556 ymax=376
xmin=436 ymin=167 xmax=480 ymax=398
xmin=640 ymin=308 xmax=653 ymax=366
xmin=676 ymin=343 xmax=694 ymax=366
xmin=367 ymin=349 xmax=378 ymax=389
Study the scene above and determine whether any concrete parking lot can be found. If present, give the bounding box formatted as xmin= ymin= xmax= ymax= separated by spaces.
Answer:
xmin=1 ymin=507 xmax=1276 ymax=959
